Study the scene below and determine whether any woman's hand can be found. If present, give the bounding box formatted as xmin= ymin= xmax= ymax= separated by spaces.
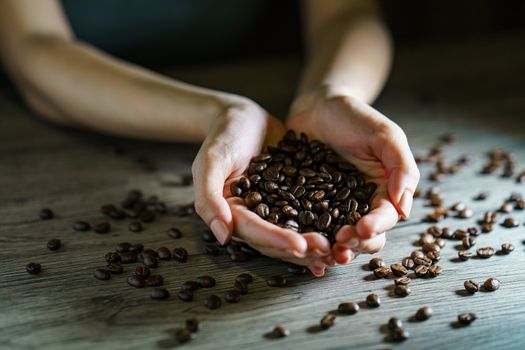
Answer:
xmin=192 ymin=100 xmax=332 ymax=276
xmin=287 ymin=86 xmax=420 ymax=264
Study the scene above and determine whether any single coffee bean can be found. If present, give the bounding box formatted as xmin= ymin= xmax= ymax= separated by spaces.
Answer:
xmin=411 ymin=250 xmax=426 ymax=260
xmin=106 ymin=263 xmax=123 ymax=274
xmin=254 ymin=203 xmax=270 ymax=218
xmin=157 ymin=247 xmax=171 ymax=260
xmin=39 ymin=208 xmax=54 ymax=220
xmin=320 ymin=314 xmax=337 ymax=329
xmin=391 ymin=327 xmax=410 ymax=342
xmin=499 ymin=203 xmax=514 ymax=213
xmin=46 ymin=238 xmax=61 ymax=251
xmin=390 ymin=263 xmax=408 ymax=277
xmin=458 ymin=208 xmax=473 ymax=219
xmin=267 ymin=275 xmax=287 ymax=287
xmin=120 ymin=252 xmax=138 ymax=264
xmin=366 ymin=294 xmax=381 ymax=308
xmin=93 ymin=222 xmax=111 ymax=234
xmin=233 ymin=280 xmax=249 ymax=295
xmin=502 ymin=217 xmax=519 ymax=228
xmin=129 ymin=243 xmax=143 ymax=254
xmin=134 ymin=266 xmax=151 ymax=279
xmin=464 ymin=280 xmax=480 ymax=294
xmin=175 ymin=328 xmax=193 ymax=344
xmin=173 ymin=247 xmax=188 ymax=262
xmin=338 ymin=301 xmax=360 ymax=314
xmin=426 ymin=251 xmax=441 ymax=264
xmin=374 ymin=266 xmax=390 ymax=278
xmin=287 ymin=264 xmax=308 ymax=275
xmin=419 ymin=233 xmax=434 ymax=245
xmin=415 ymin=306 xmax=433 ymax=321
xmin=395 ymin=285 xmax=411 ymax=297
xmin=196 ymin=276 xmax=216 ymax=288
xmin=476 ymin=246 xmax=495 ymax=258
xmin=181 ymin=280 xmax=199 ymax=292
xmin=434 ymin=238 xmax=446 ymax=248
xmin=501 ymin=243 xmax=515 ymax=254
xmin=458 ymin=250 xmax=473 ymax=261
xmin=458 ymin=312 xmax=477 ymax=325
xmin=128 ymin=221 xmax=143 ymax=232
xmin=402 ymin=257 xmax=415 ymax=270
xmin=178 ymin=290 xmax=193 ymax=302
xmin=272 ymin=324 xmax=290 ymax=338
xmin=146 ymin=274 xmax=164 ymax=287
xmin=462 ymin=236 xmax=477 ymax=249
xmin=105 ymin=252 xmax=121 ymax=264
xmin=127 ymin=275 xmax=145 ymax=288
xmin=116 ymin=242 xmax=131 ymax=253
xmin=204 ymin=294 xmax=222 ymax=310
xmin=151 ymin=288 xmax=170 ymax=300
xmin=230 ymin=251 xmax=250 ymax=262
xmin=143 ymin=254 xmax=158 ymax=268
xmin=428 ymin=265 xmax=442 ymax=277
xmin=369 ymin=257 xmax=385 ymax=270
xmin=72 ymin=221 xmax=90 ymax=231
xmin=388 ymin=317 xmax=403 ymax=330
xmin=94 ymin=268 xmax=110 ymax=280
xmin=236 ymin=273 xmax=254 ymax=284
xmin=167 ymin=227 xmax=182 ymax=239
xmin=245 ymin=192 xmax=263 ymax=208
xmin=413 ymin=256 xmax=432 ymax=266
xmin=185 ymin=318 xmax=199 ymax=333
xmin=474 ymin=192 xmax=489 ymax=200
xmin=483 ymin=277 xmax=500 ymax=291
xmin=224 ymin=290 xmax=241 ymax=303
xmin=414 ymin=265 xmax=428 ymax=278
xmin=395 ymin=276 xmax=411 ymax=285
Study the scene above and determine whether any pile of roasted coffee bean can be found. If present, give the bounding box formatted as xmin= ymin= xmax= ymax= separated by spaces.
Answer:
xmin=230 ymin=130 xmax=376 ymax=244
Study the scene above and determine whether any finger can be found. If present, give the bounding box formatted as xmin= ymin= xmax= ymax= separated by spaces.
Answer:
xmin=228 ymin=197 xmax=308 ymax=254
xmin=357 ymin=233 xmax=386 ymax=254
xmin=254 ymin=246 xmax=308 ymax=259
xmin=379 ymin=127 xmax=420 ymax=218
xmin=355 ymin=188 xmax=398 ymax=239
xmin=302 ymin=232 xmax=331 ymax=256
xmin=192 ymin=155 xmax=233 ymax=245
xmin=332 ymin=244 xmax=356 ymax=264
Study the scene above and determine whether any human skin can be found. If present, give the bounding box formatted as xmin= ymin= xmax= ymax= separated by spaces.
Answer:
xmin=0 ymin=0 xmax=419 ymax=276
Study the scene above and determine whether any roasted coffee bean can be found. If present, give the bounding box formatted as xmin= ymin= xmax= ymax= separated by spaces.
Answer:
xmin=230 ymin=251 xmax=250 ymax=262
xmin=72 ymin=221 xmax=90 ymax=231
xmin=480 ymin=223 xmax=494 ymax=233
xmin=134 ymin=266 xmax=151 ymax=278
xmin=146 ymin=275 xmax=164 ymax=287
xmin=254 ymin=203 xmax=270 ymax=218
xmin=391 ymin=327 xmax=410 ymax=342
xmin=366 ymin=294 xmax=381 ymax=308
xmin=388 ymin=317 xmax=403 ymax=330
xmin=272 ymin=324 xmax=290 ymax=338
xmin=422 ymin=242 xmax=440 ymax=253
xmin=143 ymin=254 xmax=158 ymax=268
xmin=129 ymin=243 xmax=143 ymax=254
xmin=374 ymin=266 xmax=390 ymax=278
xmin=106 ymin=263 xmax=123 ymax=274
xmin=414 ymin=265 xmax=429 ymax=278
xmin=502 ymin=217 xmax=519 ymax=228
xmin=204 ymin=294 xmax=222 ymax=310
xmin=39 ymin=208 xmax=54 ymax=220
xmin=428 ymin=265 xmax=442 ymax=277
xmin=175 ymin=328 xmax=193 ymax=344
xmin=413 ymin=256 xmax=432 ymax=266
xmin=499 ymin=202 xmax=514 ymax=213
xmin=121 ymin=252 xmax=138 ymax=264
xmin=93 ymin=222 xmax=111 ymax=234
xmin=458 ymin=312 xmax=477 ymax=325
xmin=245 ymin=192 xmax=263 ymax=208
xmin=173 ymin=247 xmax=188 ymax=262
xmin=419 ymin=233 xmax=434 ymax=245
xmin=395 ymin=285 xmax=411 ymax=297
xmin=181 ymin=280 xmax=199 ymax=292
xmin=369 ymin=257 xmax=385 ymax=270
xmin=501 ymin=243 xmax=514 ymax=254
xmin=185 ymin=318 xmax=199 ymax=333
xmin=151 ymin=288 xmax=170 ymax=300
xmin=338 ymin=302 xmax=360 ymax=314
xmin=462 ymin=236 xmax=476 ymax=249
xmin=157 ymin=247 xmax=171 ymax=260
xmin=196 ymin=276 xmax=216 ymax=288
xmin=46 ymin=238 xmax=61 ymax=251
xmin=426 ymin=251 xmax=441 ymax=264
xmin=411 ymin=250 xmax=426 ymax=260
xmin=108 ymin=209 xmax=126 ymax=220
xmin=434 ymin=238 xmax=446 ymax=248
xmin=415 ymin=306 xmax=433 ymax=321
xmin=94 ymin=268 xmax=110 ymax=280
xmin=464 ymin=280 xmax=480 ymax=294
xmin=142 ymin=248 xmax=157 ymax=258
xmin=167 ymin=227 xmax=182 ymax=239
xmin=320 ymin=314 xmax=337 ymax=329
xmin=395 ymin=276 xmax=412 ymax=285
xmin=236 ymin=273 xmax=253 ymax=284
xmin=224 ymin=290 xmax=241 ymax=303
xmin=267 ymin=275 xmax=287 ymax=287
xmin=126 ymin=221 xmax=142 ymax=232
xmin=127 ymin=275 xmax=145 ymax=288
xmin=116 ymin=242 xmax=131 ymax=253
xmin=390 ymin=263 xmax=408 ymax=277
xmin=483 ymin=277 xmax=500 ymax=291
xmin=105 ymin=252 xmax=121 ymax=264
xmin=474 ymin=192 xmax=489 ymax=201
xmin=177 ymin=290 xmax=194 ymax=302
xmin=458 ymin=250 xmax=473 ymax=261
xmin=476 ymin=246 xmax=495 ymax=258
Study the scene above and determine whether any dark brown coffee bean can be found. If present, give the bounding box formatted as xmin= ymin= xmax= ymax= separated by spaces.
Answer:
xmin=244 ymin=192 xmax=263 ymax=208
xmin=287 ymin=265 xmax=308 ymax=275
xmin=167 ymin=227 xmax=182 ymax=239
xmin=236 ymin=273 xmax=253 ymax=284
xmin=366 ymin=294 xmax=381 ymax=308
xmin=411 ymin=250 xmax=426 ymax=260
xmin=391 ymin=327 xmax=410 ymax=342
xmin=230 ymin=250 xmax=250 ymax=262
xmin=224 ymin=290 xmax=241 ymax=303
xmin=254 ymin=203 xmax=270 ymax=218
xmin=458 ymin=312 xmax=477 ymax=325
xmin=422 ymin=242 xmax=441 ymax=253
xmin=476 ymin=246 xmax=495 ymax=258
xmin=390 ymin=263 xmax=408 ymax=277
xmin=143 ymin=254 xmax=158 ymax=268
xmin=128 ymin=244 xmax=143 ymax=254
xmin=233 ymin=280 xmax=249 ymax=295
xmin=395 ymin=285 xmax=411 ymax=297
xmin=177 ymin=290 xmax=193 ymax=302
xmin=156 ymin=247 xmax=171 ymax=260
xmin=388 ymin=317 xmax=403 ymax=330
xmin=105 ymin=252 xmax=121 ymax=264
xmin=267 ymin=275 xmax=287 ymax=287
xmin=419 ymin=233 xmax=434 ymax=245
xmin=415 ymin=306 xmax=433 ymax=321
xmin=120 ymin=252 xmax=138 ymax=264
xmin=106 ymin=263 xmax=123 ymax=274
xmin=272 ymin=324 xmax=290 ymax=337
xmin=395 ymin=276 xmax=411 ymax=285
xmin=464 ymin=280 xmax=480 ymax=294
xmin=151 ymin=288 xmax=170 ymax=300
xmin=483 ymin=277 xmax=500 ymax=291
xmin=173 ymin=247 xmax=188 ymax=262
xmin=175 ymin=328 xmax=193 ymax=344
xmin=94 ymin=268 xmax=110 ymax=280
xmin=320 ymin=314 xmax=337 ymax=329
xmin=93 ymin=222 xmax=110 ymax=234
xmin=134 ymin=266 xmax=151 ymax=278
xmin=181 ymin=280 xmax=199 ymax=292
xmin=461 ymin=236 xmax=476 ymax=249
xmin=368 ymin=257 xmax=385 ymax=270
xmin=434 ymin=238 xmax=446 ymax=248
xmin=72 ymin=221 xmax=90 ymax=231
xmin=501 ymin=243 xmax=514 ymax=254
xmin=338 ymin=301 xmax=360 ymax=314
xmin=39 ymin=208 xmax=54 ymax=220
xmin=502 ymin=217 xmax=519 ymax=228
xmin=458 ymin=250 xmax=473 ymax=261
xmin=146 ymin=274 xmax=164 ymax=287
xmin=414 ymin=265 xmax=429 ymax=278
xmin=116 ymin=242 xmax=131 ymax=253
xmin=127 ymin=275 xmax=145 ymax=288
xmin=426 ymin=251 xmax=441 ymax=264
xmin=428 ymin=265 xmax=442 ymax=277
xmin=373 ymin=266 xmax=390 ymax=278
xmin=499 ymin=202 xmax=514 ymax=213
xmin=474 ymin=192 xmax=489 ymax=200
xmin=46 ymin=238 xmax=61 ymax=251
xmin=204 ymin=294 xmax=222 ymax=309
xmin=316 ymin=212 xmax=332 ymax=230
xmin=457 ymin=208 xmax=473 ymax=219
xmin=196 ymin=276 xmax=216 ymax=288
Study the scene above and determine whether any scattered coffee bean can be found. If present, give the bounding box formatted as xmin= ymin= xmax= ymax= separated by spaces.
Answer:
xmin=267 ymin=275 xmax=287 ymax=287
xmin=26 ymin=262 xmax=41 ymax=275
xmin=157 ymin=247 xmax=171 ymax=260
xmin=395 ymin=285 xmax=411 ymax=297
xmin=72 ymin=221 xmax=90 ymax=231
xmin=390 ymin=263 xmax=408 ymax=277
xmin=402 ymin=257 xmax=415 ymax=270
xmin=272 ymin=324 xmax=290 ymax=338
xmin=483 ymin=277 xmax=500 ymax=291
xmin=458 ymin=250 xmax=473 ymax=261
xmin=236 ymin=273 xmax=254 ymax=284
xmin=464 ymin=280 xmax=480 ymax=294
xmin=178 ymin=290 xmax=194 ymax=302
xmin=391 ymin=327 xmax=410 ymax=342
xmin=94 ymin=268 xmax=110 ymax=280
xmin=230 ymin=250 xmax=250 ymax=262
xmin=462 ymin=236 xmax=477 ymax=249
xmin=127 ymin=275 xmax=145 ymax=288
xmin=476 ymin=246 xmax=495 ymax=258
xmin=151 ymin=288 xmax=170 ymax=300
xmin=146 ymin=275 xmax=164 ymax=287
xmin=134 ymin=266 xmax=151 ymax=279
xmin=501 ymin=243 xmax=514 ymax=254
xmin=142 ymin=254 xmax=158 ymax=268
xmin=46 ymin=238 xmax=61 ymax=251
xmin=181 ymin=281 xmax=200 ymax=292
xmin=234 ymin=280 xmax=249 ymax=295
xmin=175 ymin=328 xmax=193 ymax=344
xmin=128 ymin=221 xmax=143 ymax=232
xmin=414 ymin=265 xmax=429 ymax=278
xmin=105 ymin=252 xmax=121 ymax=264
xmin=93 ymin=222 xmax=110 ymax=234
xmin=172 ymin=247 xmax=188 ymax=262
xmin=474 ymin=192 xmax=489 ymax=201
xmin=338 ymin=302 xmax=360 ymax=314
xmin=428 ymin=265 xmax=442 ymax=277
xmin=204 ymin=294 xmax=222 ymax=309
xmin=121 ymin=252 xmax=138 ymax=264
xmin=186 ymin=318 xmax=199 ymax=333
xmin=395 ymin=276 xmax=411 ymax=285
xmin=388 ymin=317 xmax=403 ymax=330
xmin=457 ymin=208 xmax=473 ymax=219
xmin=320 ymin=314 xmax=337 ymax=329
xmin=374 ymin=266 xmax=390 ymax=278
xmin=116 ymin=242 xmax=131 ymax=253
xmin=129 ymin=243 xmax=143 ymax=254
xmin=224 ymin=290 xmax=241 ymax=303
xmin=106 ymin=263 xmax=123 ymax=274
xmin=366 ymin=294 xmax=381 ymax=308
xmin=196 ymin=276 xmax=216 ymax=288
xmin=369 ymin=257 xmax=385 ymax=270
xmin=415 ymin=306 xmax=433 ymax=321
xmin=39 ymin=208 xmax=54 ymax=220
xmin=458 ymin=312 xmax=477 ymax=325
xmin=502 ymin=217 xmax=519 ymax=228
xmin=167 ymin=227 xmax=182 ymax=239
xmin=287 ymin=264 xmax=308 ymax=274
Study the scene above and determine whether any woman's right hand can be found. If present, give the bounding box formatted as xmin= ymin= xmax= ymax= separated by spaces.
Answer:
xmin=192 ymin=100 xmax=333 ymax=276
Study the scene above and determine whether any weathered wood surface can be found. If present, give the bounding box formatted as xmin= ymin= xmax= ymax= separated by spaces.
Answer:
xmin=1 ymin=33 xmax=525 ymax=350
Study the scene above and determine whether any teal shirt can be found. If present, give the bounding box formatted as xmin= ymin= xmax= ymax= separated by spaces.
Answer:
xmin=61 ymin=0 xmax=301 ymax=66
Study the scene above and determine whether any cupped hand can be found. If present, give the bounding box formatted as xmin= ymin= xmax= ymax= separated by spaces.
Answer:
xmin=192 ymin=100 xmax=332 ymax=276
xmin=287 ymin=87 xmax=420 ymax=263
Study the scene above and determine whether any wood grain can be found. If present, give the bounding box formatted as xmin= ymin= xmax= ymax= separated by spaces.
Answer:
xmin=1 ymin=34 xmax=525 ymax=350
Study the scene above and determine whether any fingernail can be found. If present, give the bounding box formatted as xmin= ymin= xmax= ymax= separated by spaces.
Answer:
xmin=348 ymin=250 xmax=356 ymax=261
xmin=398 ymin=190 xmax=413 ymax=218
xmin=210 ymin=218 xmax=230 ymax=245
xmin=348 ymin=237 xmax=360 ymax=248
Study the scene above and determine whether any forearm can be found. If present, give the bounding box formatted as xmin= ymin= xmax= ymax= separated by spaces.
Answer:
xmin=5 ymin=35 xmax=242 ymax=142
xmin=297 ymin=10 xmax=393 ymax=104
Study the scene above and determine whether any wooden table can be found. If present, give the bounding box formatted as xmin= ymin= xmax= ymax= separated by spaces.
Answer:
xmin=1 ymin=33 xmax=525 ymax=350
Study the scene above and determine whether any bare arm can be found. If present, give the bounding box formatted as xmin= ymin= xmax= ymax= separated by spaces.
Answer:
xmin=0 ymin=0 xmax=247 ymax=142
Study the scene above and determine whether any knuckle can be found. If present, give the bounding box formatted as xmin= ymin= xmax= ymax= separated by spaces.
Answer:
xmin=193 ymin=197 xmax=208 ymax=217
